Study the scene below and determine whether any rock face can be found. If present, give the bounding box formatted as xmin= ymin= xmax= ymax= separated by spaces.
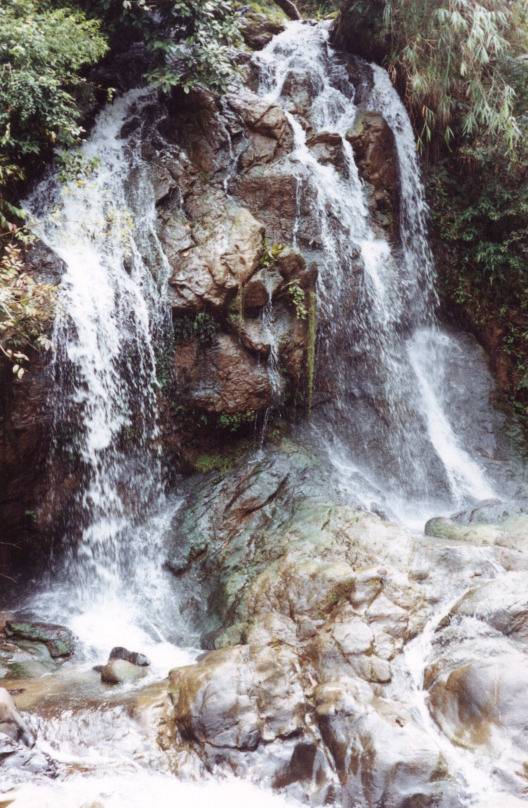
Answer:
xmin=160 ymin=445 xmax=461 ymax=805
xmin=159 ymin=441 xmax=528 ymax=804
xmin=423 ymin=571 xmax=528 ymax=798
xmin=347 ymin=111 xmax=400 ymax=242
xmin=145 ymin=83 xmax=318 ymax=451
xmin=332 ymin=0 xmax=390 ymax=64
xmin=0 ymin=240 xmax=66 ymax=598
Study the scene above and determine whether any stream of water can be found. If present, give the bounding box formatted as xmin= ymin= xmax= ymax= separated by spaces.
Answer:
xmin=255 ymin=22 xmax=501 ymax=524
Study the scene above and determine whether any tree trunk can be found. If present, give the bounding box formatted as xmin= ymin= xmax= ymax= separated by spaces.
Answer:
xmin=273 ymin=0 xmax=302 ymax=21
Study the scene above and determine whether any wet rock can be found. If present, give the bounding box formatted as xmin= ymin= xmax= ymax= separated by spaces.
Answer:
xmin=234 ymin=173 xmax=299 ymax=243
xmin=161 ymin=446 xmax=441 ymax=802
xmin=229 ymin=92 xmax=294 ymax=155
xmin=451 ymin=498 xmax=528 ymax=525
xmin=109 ymin=647 xmax=150 ymax=667
xmin=100 ymin=658 xmax=148 ymax=686
xmin=0 ymin=734 xmax=57 ymax=779
xmin=173 ymin=333 xmax=272 ymax=416
xmin=422 ymin=571 xmax=528 ymax=796
xmin=424 ymin=513 xmax=528 ymax=554
xmin=240 ymin=12 xmax=284 ymax=51
xmin=168 ymin=643 xmax=306 ymax=750
xmin=4 ymin=621 xmax=75 ymax=660
xmin=332 ymin=0 xmax=390 ymax=64
xmin=0 ymin=352 xmax=56 ymax=596
xmin=164 ymin=199 xmax=265 ymax=313
xmin=307 ymin=131 xmax=346 ymax=170
xmin=0 ymin=688 xmax=34 ymax=748
xmin=346 ymin=111 xmax=400 ymax=241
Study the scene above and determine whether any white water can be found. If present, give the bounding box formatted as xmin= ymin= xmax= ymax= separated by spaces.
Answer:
xmin=24 ymin=92 xmax=193 ymax=662
xmin=254 ymin=22 xmax=498 ymax=522
xmin=11 ymin=775 xmax=302 ymax=808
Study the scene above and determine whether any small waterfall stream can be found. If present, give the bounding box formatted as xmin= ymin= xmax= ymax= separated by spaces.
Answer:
xmin=24 ymin=92 xmax=194 ymax=665
xmin=254 ymin=22 xmax=499 ymax=523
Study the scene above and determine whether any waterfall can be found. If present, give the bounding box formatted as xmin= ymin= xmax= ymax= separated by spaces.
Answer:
xmin=254 ymin=22 xmax=498 ymax=522
xmin=25 ymin=91 xmax=190 ymax=660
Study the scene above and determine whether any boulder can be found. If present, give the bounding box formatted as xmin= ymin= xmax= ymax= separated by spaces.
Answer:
xmin=4 ymin=621 xmax=75 ymax=660
xmin=0 ymin=688 xmax=34 ymax=748
xmin=109 ymin=646 xmax=150 ymax=667
xmin=240 ymin=12 xmax=285 ymax=51
xmin=228 ymin=92 xmax=294 ymax=157
xmin=307 ymin=131 xmax=347 ymax=171
xmin=100 ymin=658 xmax=148 ymax=686
xmin=165 ymin=201 xmax=265 ymax=313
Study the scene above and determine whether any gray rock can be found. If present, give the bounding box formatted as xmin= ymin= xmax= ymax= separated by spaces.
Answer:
xmin=109 ymin=647 xmax=150 ymax=667
xmin=100 ymin=659 xmax=148 ymax=686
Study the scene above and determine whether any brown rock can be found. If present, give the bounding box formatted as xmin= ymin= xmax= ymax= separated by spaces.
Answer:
xmin=165 ymin=202 xmax=264 ymax=313
xmin=234 ymin=173 xmax=298 ymax=243
xmin=173 ymin=334 xmax=272 ymax=415
xmin=240 ymin=13 xmax=284 ymax=51
xmin=346 ymin=112 xmax=400 ymax=242
xmin=307 ymin=131 xmax=346 ymax=170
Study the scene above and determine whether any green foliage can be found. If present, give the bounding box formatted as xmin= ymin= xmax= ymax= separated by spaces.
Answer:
xmin=341 ymin=0 xmax=528 ymax=151
xmin=0 ymin=242 xmax=55 ymax=376
xmin=259 ymin=240 xmax=284 ymax=270
xmin=0 ymin=0 xmax=108 ymax=162
xmin=193 ymin=452 xmax=232 ymax=474
xmin=218 ymin=410 xmax=256 ymax=432
xmin=428 ymin=138 xmax=528 ymax=427
xmin=82 ymin=0 xmax=241 ymax=94
xmin=173 ymin=312 xmax=218 ymax=345
xmin=287 ymin=280 xmax=308 ymax=320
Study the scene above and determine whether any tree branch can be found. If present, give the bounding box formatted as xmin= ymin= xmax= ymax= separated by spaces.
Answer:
xmin=273 ymin=0 xmax=302 ymax=21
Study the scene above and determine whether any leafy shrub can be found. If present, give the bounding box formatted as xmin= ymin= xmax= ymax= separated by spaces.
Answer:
xmin=338 ymin=0 xmax=528 ymax=151
xmin=0 ymin=242 xmax=55 ymax=377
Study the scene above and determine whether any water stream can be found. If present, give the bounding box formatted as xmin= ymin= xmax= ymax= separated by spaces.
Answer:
xmin=24 ymin=91 xmax=195 ymax=665
xmin=254 ymin=22 xmax=500 ymax=523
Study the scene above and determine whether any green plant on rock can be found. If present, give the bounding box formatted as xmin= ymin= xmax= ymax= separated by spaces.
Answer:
xmin=0 ymin=241 xmax=55 ymax=377
xmin=173 ymin=311 xmax=218 ymax=346
xmin=306 ymin=289 xmax=317 ymax=413
xmin=259 ymin=240 xmax=284 ymax=270
xmin=218 ymin=410 xmax=256 ymax=432
xmin=287 ymin=279 xmax=308 ymax=320
xmin=194 ymin=453 xmax=233 ymax=474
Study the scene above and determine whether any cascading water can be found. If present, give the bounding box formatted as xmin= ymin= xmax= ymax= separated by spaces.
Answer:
xmin=254 ymin=22 xmax=499 ymax=523
xmin=24 ymin=91 xmax=193 ymax=662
